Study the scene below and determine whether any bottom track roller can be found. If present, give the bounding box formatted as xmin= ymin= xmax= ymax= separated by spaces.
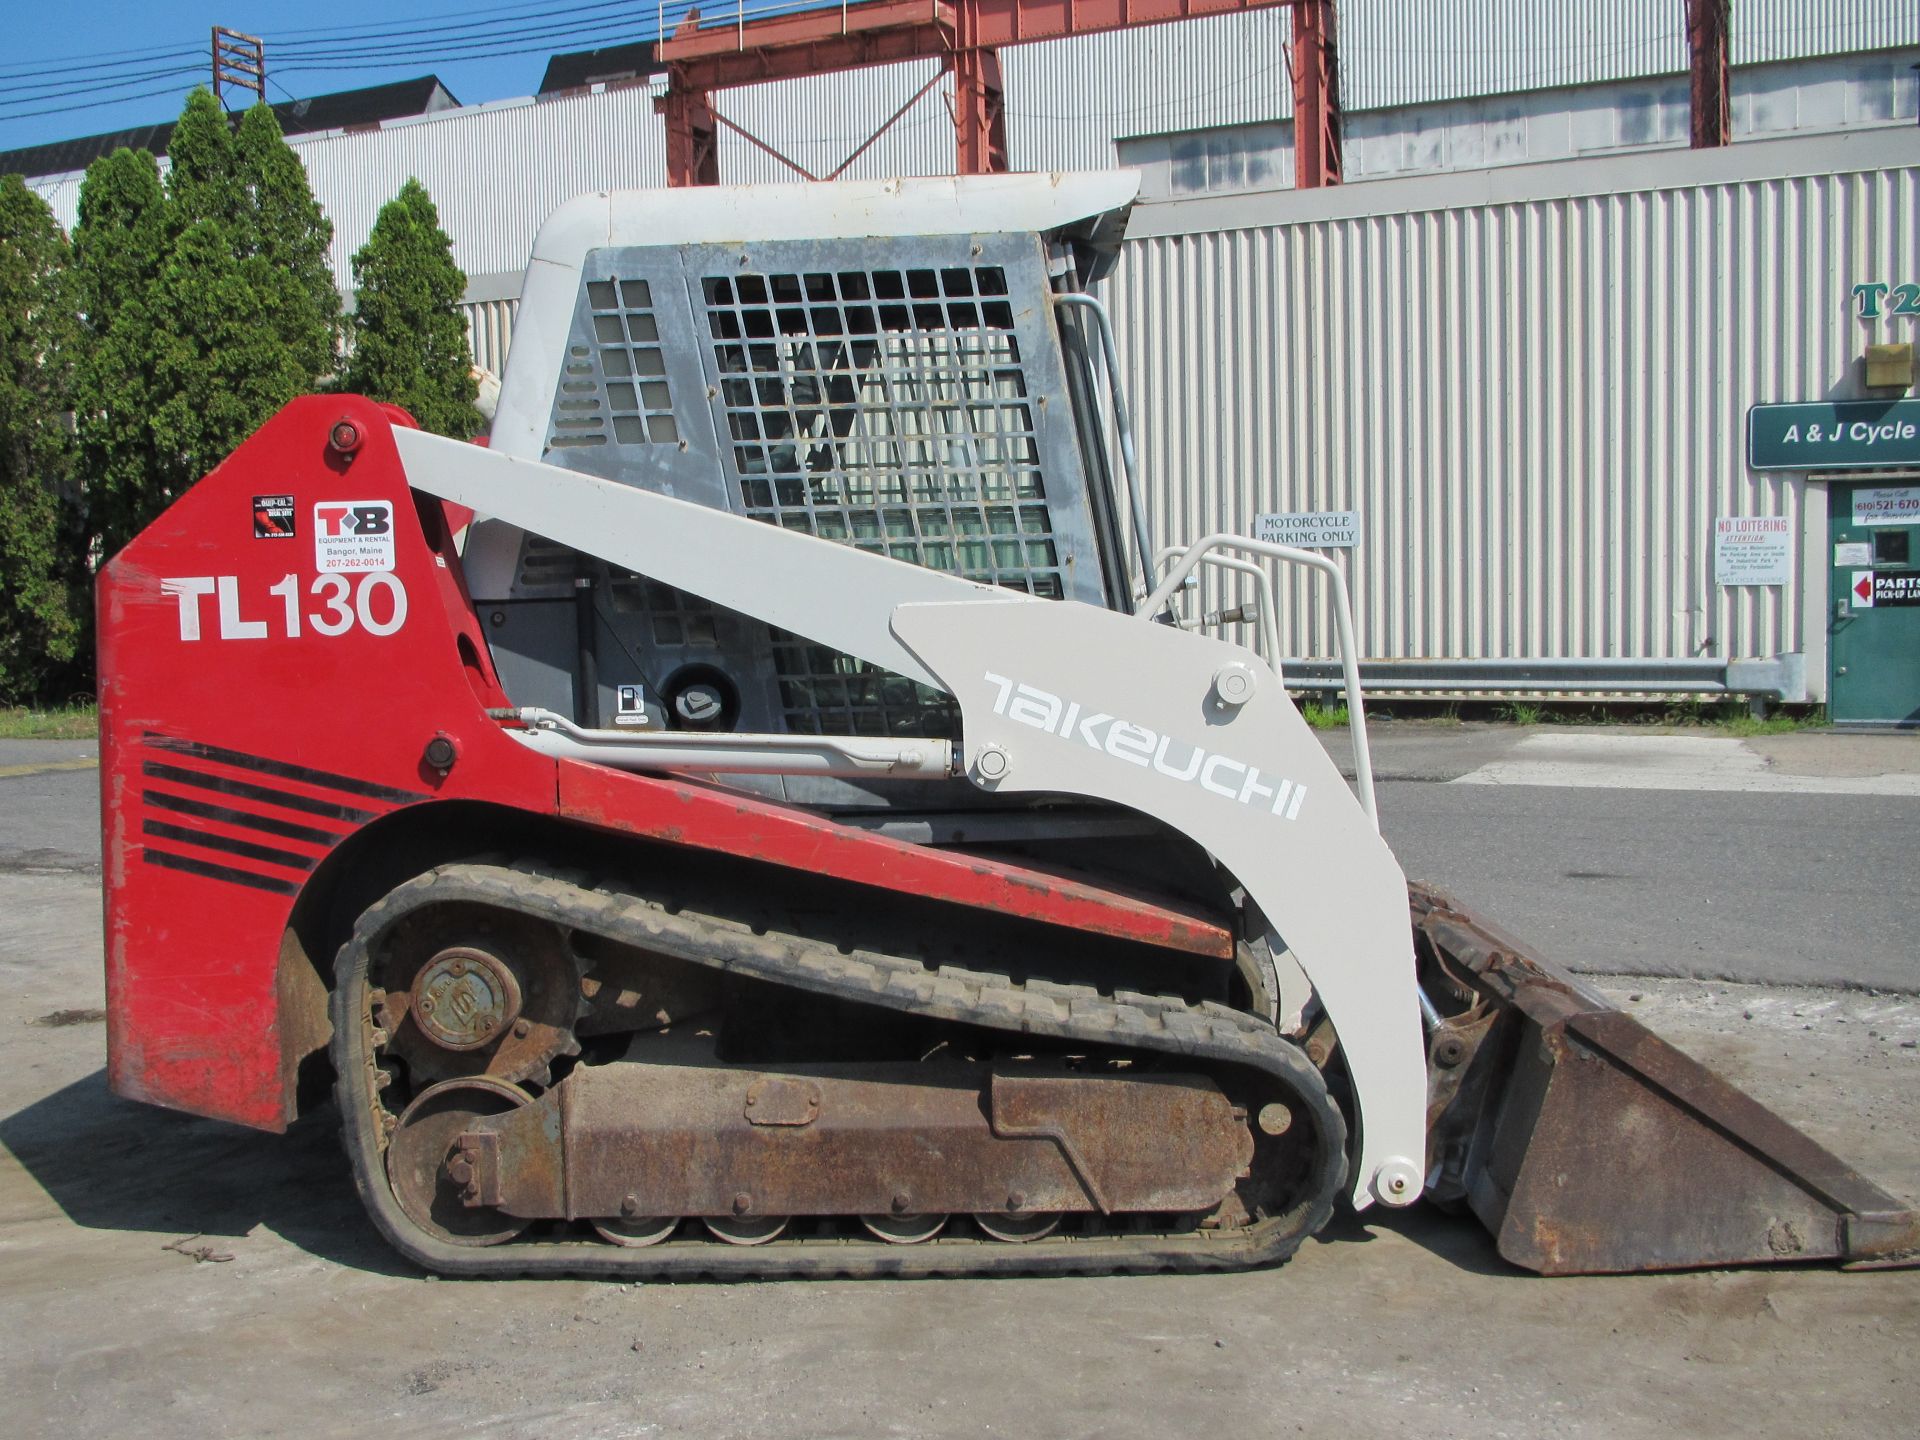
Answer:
xmin=972 ymin=1212 xmax=1062 ymax=1244
xmin=332 ymin=862 xmax=1348 ymax=1279
xmin=862 ymin=1214 xmax=947 ymax=1244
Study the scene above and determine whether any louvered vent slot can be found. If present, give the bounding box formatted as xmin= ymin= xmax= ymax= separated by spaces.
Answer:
xmin=548 ymin=343 xmax=608 ymax=449
xmin=515 ymin=535 xmax=582 ymax=592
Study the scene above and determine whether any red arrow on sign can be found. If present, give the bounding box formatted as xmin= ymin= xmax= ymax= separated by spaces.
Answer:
xmin=1855 ymin=574 xmax=1874 ymax=602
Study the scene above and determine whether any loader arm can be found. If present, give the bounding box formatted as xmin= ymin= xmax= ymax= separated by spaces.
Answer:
xmin=396 ymin=428 xmax=1427 ymax=1208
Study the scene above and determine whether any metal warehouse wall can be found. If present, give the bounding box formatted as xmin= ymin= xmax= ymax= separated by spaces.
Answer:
xmin=1105 ymin=130 xmax=1920 ymax=672
xmin=1338 ymin=0 xmax=1912 ymax=110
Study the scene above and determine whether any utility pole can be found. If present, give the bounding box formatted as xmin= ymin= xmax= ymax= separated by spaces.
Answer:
xmin=212 ymin=27 xmax=266 ymax=106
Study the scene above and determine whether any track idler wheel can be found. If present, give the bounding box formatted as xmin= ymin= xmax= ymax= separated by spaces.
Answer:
xmin=385 ymin=1077 xmax=533 ymax=1247
xmin=377 ymin=908 xmax=584 ymax=1090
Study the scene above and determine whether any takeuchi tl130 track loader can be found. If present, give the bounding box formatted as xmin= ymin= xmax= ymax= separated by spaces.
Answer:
xmin=98 ymin=174 xmax=1916 ymax=1278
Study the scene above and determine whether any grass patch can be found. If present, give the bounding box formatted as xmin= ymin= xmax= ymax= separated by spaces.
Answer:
xmin=0 ymin=703 xmax=98 ymax=740
xmin=1300 ymin=700 xmax=1349 ymax=730
xmin=1658 ymin=700 xmax=1828 ymax=736
xmin=1496 ymin=701 xmax=1546 ymax=726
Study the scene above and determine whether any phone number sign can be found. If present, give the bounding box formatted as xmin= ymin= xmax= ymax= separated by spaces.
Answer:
xmin=1748 ymin=400 xmax=1920 ymax=471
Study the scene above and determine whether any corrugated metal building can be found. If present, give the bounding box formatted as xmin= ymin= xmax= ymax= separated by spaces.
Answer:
xmin=1109 ymin=129 xmax=1918 ymax=701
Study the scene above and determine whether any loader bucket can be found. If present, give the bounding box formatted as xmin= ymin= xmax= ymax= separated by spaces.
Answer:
xmin=1410 ymin=883 xmax=1920 ymax=1275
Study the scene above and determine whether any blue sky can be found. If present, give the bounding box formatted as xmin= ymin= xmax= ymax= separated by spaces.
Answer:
xmin=0 ymin=0 xmax=688 ymax=151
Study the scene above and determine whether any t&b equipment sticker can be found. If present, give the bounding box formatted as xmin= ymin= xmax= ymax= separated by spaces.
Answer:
xmin=313 ymin=500 xmax=396 ymax=572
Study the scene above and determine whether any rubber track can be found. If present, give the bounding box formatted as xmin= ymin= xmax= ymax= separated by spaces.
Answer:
xmin=332 ymin=862 xmax=1348 ymax=1279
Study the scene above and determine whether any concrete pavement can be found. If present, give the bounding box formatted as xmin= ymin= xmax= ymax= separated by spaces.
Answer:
xmin=1313 ymin=720 xmax=1920 ymax=790
xmin=0 ymin=867 xmax=1913 ymax=1440
xmin=1 ymin=729 xmax=1917 ymax=1437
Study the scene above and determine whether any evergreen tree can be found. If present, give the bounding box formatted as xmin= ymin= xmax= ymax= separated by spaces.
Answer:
xmin=164 ymin=88 xmax=241 ymax=232
xmin=343 ymin=179 xmax=481 ymax=438
xmin=148 ymin=215 xmax=315 ymax=485
xmin=0 ymin=176 xmax=84 ymax=703
xmin=138 ymin=94 xmax=341 ymax=485
xmin=235 ymin=103 xmax=340 ymax=379
xmin=71 ymin=147 xmax=170 ymax=563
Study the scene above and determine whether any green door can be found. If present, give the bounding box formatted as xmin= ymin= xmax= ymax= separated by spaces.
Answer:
xmin=1829 ymin=480 xmax=1920 ymax=726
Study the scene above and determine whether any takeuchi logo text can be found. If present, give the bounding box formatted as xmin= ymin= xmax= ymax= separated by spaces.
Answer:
xmin=983 ymin=671 xmax=1307 ymax=820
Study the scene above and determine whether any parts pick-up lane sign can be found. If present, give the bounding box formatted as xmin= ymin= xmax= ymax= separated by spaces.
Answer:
xmin=1852 ymin=571 xmax=1920 ymax=609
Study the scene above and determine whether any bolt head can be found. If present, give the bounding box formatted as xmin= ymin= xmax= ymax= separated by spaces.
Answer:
xmin=512 ymin=1018 xmax=531 ymax=1038
xmin=891 ymin=1193 xmax=911 ymax=1214
xmin=732 ymin=1192 xmax=752 ymax=1216
xmin=1213 ymin=662 xmax=1258 ymax=707
xmin=973 ymin=744 xmax=1010 ymax=783
xmin=1006 ymin=1191 xmax=1025 ymax=1212
xmin=621 ymin=1194 xmax=642 ymax=1219
xmin=1371 ymin=1158 xmax=1423 ymax=1207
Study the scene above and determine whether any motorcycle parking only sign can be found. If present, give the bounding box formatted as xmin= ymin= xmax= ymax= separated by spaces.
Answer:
xmin=1255 ymin=510 xmax=1360 ymax=548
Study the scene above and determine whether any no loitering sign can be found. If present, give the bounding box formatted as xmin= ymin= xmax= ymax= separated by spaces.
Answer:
xmin=1714 ymin=516 xmax=1792 ymax=587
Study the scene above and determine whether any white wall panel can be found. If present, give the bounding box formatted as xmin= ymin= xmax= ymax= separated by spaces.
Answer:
xmin=463 ymin=297 xmax=519 ymax=378
xmin=1105 ymin=138 xmax=1919 ymax=669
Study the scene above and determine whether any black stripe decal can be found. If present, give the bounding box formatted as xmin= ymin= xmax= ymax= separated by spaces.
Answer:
xmin=141 ymin=846 xmax=301 ymax=895
xmin=142 ymin=819 xmax=316 ymax=872
xmin=143 ymin=788 xmax=343 ymax=846
xmin=141 ymin=762 xmax=376 ymax=823
xmin=142 ymin=733 xmax=427 ymax=803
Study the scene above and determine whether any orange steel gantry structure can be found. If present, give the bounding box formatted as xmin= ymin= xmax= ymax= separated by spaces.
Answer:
xmin=652 ymin=0 xmax=1738 ymax=190
xmin=653 ymin=0 xmax=1341 ymax=189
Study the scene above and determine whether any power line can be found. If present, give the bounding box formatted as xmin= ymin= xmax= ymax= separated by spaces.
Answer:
xmin=0 ymin=67 xmax=205 ymax=114
xmin=0 ymin=81 xmax=209 ymax=127
xmin=0 ymin=47 xmax=203 ymax=83
xmin=270 ymin=0 xmax=641 ymax=43
xmin=0 ymin=12 xmax=654 ymax=119
xmin=270 ymin=0 xmax=653 ymax=54
xmin=0 ymin=60 xmax=209 ymax=101
xmin=276 ymin=18 xmax=659 ymax=70
xmin=276 ymin=24 xmax=667 ymax=77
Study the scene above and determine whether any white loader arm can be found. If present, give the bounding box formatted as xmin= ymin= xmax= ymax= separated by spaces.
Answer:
xmin=395 ymin=428 xmax=1427 ymax=1208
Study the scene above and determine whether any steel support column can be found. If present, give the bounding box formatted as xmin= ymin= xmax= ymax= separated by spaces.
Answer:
xmin=657 ymin=79 xmax=720 ymax=187
xmin=1291 ymin=0 xmax=1341 ymax=188
xmin=1687 ymin=0 xmax=1731 ymax=149
xmin=951 ymin=44 xmax=1009 ymax=174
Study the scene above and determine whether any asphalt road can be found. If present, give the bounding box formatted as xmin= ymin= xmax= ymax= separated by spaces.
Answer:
xmin=9 ymin=732 xmax=1915 ymax=990
xmin=0 ymin=740 xmax=98 ymax=872
xmin=1379 ymin=782 xmax=1919 ymax=992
